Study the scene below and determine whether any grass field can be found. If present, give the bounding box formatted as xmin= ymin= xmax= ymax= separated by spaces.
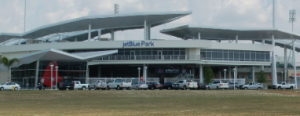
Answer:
xmin=0 ymin=90 xmax=300 ymax=116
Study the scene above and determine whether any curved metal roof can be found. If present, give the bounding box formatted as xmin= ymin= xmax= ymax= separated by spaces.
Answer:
xmin=160 ymin=25 xmax=300 ymax=40
xmin=0 ymin=11 xmax=191 ymax=42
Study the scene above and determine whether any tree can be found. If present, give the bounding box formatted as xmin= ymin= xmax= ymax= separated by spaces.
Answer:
xmin=0 ymin=56 xmax=20 ymax=82
xmin=257 ymin=70 xmax=267 ymax=83
xmin=204 ymin=66 xmax=214 ymax=84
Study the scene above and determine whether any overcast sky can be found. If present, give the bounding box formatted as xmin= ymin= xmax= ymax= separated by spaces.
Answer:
xmin=0 ymin=0 xmax=300 ymax=61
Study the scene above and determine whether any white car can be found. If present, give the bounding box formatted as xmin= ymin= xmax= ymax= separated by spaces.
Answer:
xmin=132 ymin=82 xmax=148 ymax=90
xmin=240 ymin=82 xmax=264 ymax=90
xmin=73 ymin=81 xmax=89 ymax=90
xmin=273 ymin=82 xmax=296 ymax=89
xmin=0 ymin=82 xmax=21 ymax=91
xmin=88 ymin=80 xmax=107 ymax=90
xmin=207 ymin=80 xmax=229 ymax=90
xmin=177 ymin=80 xmax=198 ymax=90
xmin=107 ymin=79 xmax=132 ymax=90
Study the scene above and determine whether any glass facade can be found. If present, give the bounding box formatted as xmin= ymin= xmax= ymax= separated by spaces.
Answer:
xmin=201 ymin=49 xmax=270 ymax=62
xmin=11 ymin=61 xmax=87 ymax=88
xmin=117 ymin=48 xmax=186 ymax=56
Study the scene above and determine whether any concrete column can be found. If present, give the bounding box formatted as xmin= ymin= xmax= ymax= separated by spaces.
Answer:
xmin=198 ymin=32 xmax=201 ymax=40
xmin=252 ymin=66 xmax=255 ymax=82
xmin=271 ymin=34 xmax=277 ymax=85
xmin=111 ymin=29 xmax=114 ymax=40
xmin=98 ymin=29 xmax=102 ymax=40
xmin=284 ymin=45 xmax=287 ymax=82
xmin=85 ymin=62 xmax=89 ymax=83
xmin=88 ymin=23 xmax=91 ymax=41
xmin=147 ymin=25 xmax=151 ymax=40
xmin=235 ymin=66 xmax=238 ymax=79
xmin=229 ymin=66 xmax=231 ymax=79
xmin=98 ymin=65 xmax=101 ymax=77
xmin=235 ymin=35 xmax=238 ymax=43
xmin=234 ymin=66 xmax=238 ymax=90
xmin=199 ymin=65 xmax=203 ymax=83
xmin=292 ymin=41 xmax=297 ymax=89
xmin=143 ymin=64 xmax=148 ymax=83
xmin=144 ymin=20 xmax=147 ymax=40
xmin=34 ymin=60 xmax=40 ymax=87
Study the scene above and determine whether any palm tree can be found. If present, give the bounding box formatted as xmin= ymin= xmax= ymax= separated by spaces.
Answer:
xmin=0 ymin=56 xmax=20 ymax=82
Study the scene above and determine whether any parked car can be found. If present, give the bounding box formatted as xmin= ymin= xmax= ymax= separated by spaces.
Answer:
xmin=73 ymin=81 xmax=89 ymax=90
xmin=273 ymin=82 xmax=296 ymax=89
xmin=132 ymin=82 xmax=148 ymax=90
xmin=88 ymin=80 xmax=107 ymax=90
xmin=177 ymin=80 xmax=198 ymax=90
xmin=163 ymin=82 xmax=176 ymax=90
xmin=107 ymin=79 xmax=132 ymax=90
xmin=59 ymin=79 xmax=74 ymax=90
xmin=147 ymin=82 xmax=163 ymax=90
xmin=172 ymin=83 xmax=181 ymax=90
xmin=197 ymin=83 xmax=207 ymax=90
xmin=240 ymin=82 xmax=263 ymax=90
xmin=228 ymin=82 xmax=239 ymax=89
xmin=207 ymin=80 xmax=229 ymax=90
xmin=0 ymin=82 xmax=21 ymax=91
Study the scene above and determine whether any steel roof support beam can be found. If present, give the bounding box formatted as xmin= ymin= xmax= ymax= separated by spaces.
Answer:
xmin=88 ymin=23 xmax=91 ymax=41
xmin=292 ymin=40 xmax=297 ymax=89
xmin=272 ymin=34 xmax=278 ymax=85
xmin=198 ymin=32 xmax=201 ymax=40
xmin=111 ymin=29 xmax=114 ymax=41
xmin=147 ymin=25 xmax=151 ymax=40
xmin=98 ymin=29 xmax=102 ymax=40
xmin=235 ymin=35 xmax=238 ymax=43
xmin=144 ymin=20 xmax=147 ymax=40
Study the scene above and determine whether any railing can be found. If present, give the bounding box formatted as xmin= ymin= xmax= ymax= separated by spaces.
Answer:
xmin=96 ymin=55 xmax=201 ymax=61
xmin=88 ymin=77 xmax=160 ymax=83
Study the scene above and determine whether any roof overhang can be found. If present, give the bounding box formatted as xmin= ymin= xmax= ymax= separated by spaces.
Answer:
xmin=160 ymin=25 xmax=300 ymax=40
xmin=0 ymin=11 xmax=191 ymax=41
xmin=0 ymin=48 xmax=118 ymax=72
xmin=0 ymin=33 xmax=22 ymax=43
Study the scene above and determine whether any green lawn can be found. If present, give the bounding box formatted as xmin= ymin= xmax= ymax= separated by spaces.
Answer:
xmin=0 ymin=90 xmax=299 ymax=116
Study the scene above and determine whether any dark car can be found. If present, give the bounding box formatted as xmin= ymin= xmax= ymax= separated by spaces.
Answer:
xmin=197 ymin=83 xmax=207 ymax=90
xmin=59 ymin=79 xmax=74 ymax=90
xmin=147 ymin=82 xmax=163 ymax=90
xmin=163 ymin=82 xmax=175 ymax=90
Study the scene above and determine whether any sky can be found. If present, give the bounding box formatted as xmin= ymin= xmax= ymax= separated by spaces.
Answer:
xmin=0 ymin=0 xmax=300 ymax=61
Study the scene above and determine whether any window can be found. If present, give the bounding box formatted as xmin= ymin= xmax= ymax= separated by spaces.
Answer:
xmin=178 ymin=81 xmax=183 ymax=83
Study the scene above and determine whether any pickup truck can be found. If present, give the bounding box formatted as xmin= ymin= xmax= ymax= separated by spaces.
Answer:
xmin=273 ymin=82 xmax=296 ymax=89
xmin=88 ymin=80 xmax=107 ymax=90
xmin=240 ymin=82 xmax=263 ymax=90
xmin=177 ymin=80 xmax=198 ymax=90
xmin=107 ymin=79 xmax=132 ymax=90
xmin=59 ymin=79 xmax=74 ymax=90
xmin=73 ymin=81 xmax=89 ymax=90
xmin=207 ymin=80 xmax=229 ymax=90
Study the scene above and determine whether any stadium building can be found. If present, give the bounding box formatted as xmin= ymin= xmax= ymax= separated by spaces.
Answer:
xmin=0 ymin=11 xmax=299 ymax=88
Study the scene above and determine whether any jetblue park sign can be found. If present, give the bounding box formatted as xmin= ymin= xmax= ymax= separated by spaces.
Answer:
xmin=123 ymin=41 xmax=154 ymax=48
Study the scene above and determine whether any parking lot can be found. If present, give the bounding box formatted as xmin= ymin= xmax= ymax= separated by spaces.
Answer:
xmin=0 ymin=90 xmax=300 ymax=116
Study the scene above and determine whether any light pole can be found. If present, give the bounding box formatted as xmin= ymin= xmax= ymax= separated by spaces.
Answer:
xmin=144 ymin=66 xmax=148 ymax=83
xmin=281 ymin=71 xmax=283 ymax=82
xmin=138 ymin=67 xmax=141 ymax=82
xmin=56 ymin=66 xmax=59 ymax=90
xmin=223 ymin=69 xmax=227 ymax=80
xmin=50 ymin=64 xmax=54 ymax=90
xmin=233 ymin=68 xmax=236 ymax=90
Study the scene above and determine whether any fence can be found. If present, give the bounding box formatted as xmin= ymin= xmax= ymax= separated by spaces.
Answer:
xmin=88 ymin=77 xmax=160 ymax=83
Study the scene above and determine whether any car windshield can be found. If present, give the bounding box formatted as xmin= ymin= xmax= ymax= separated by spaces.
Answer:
xmin=220 ymin=80 xmax=226 ymax=83
xmin=154 ymin=82 xmax=160 ymax=84
xmin=139 ymin=82 xmax=145 ymax=84
xmin=0 ymin=83 xmax=5 ymax=85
